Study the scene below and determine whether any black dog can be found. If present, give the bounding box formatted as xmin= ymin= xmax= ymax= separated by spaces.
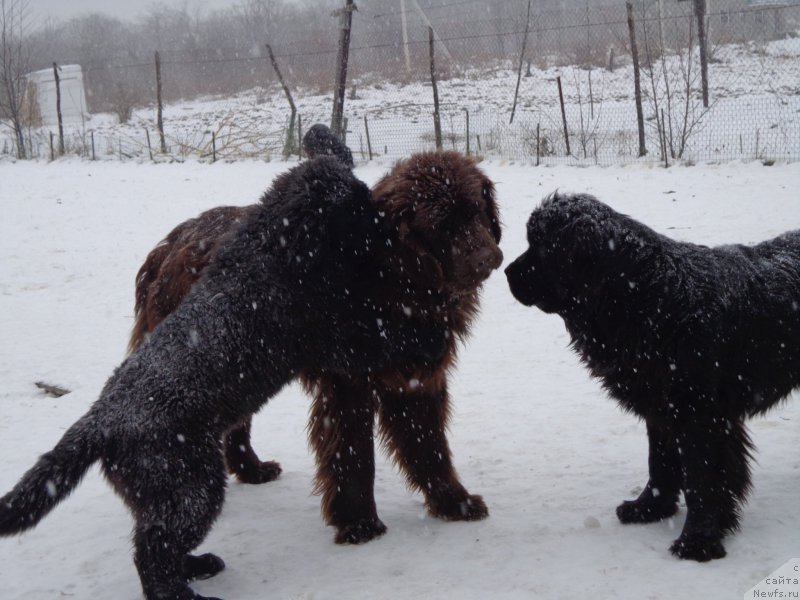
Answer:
xmin=129 ymin=123 xmax=356 ymax=486
xmin=0 ymin=157 xmax=445 ymax=600
xmin=505 ymin=192 xmax=800 ymax=561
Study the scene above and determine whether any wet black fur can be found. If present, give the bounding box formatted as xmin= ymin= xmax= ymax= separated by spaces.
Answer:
xmin=0 ymin=157 xmax=445 ymax=600
xmin=505 ymin=192 xmax=800 ymax=561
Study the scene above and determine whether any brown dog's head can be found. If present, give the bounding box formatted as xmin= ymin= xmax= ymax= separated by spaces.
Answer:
xmin=372 ymin=151 xmax=502 ymax=294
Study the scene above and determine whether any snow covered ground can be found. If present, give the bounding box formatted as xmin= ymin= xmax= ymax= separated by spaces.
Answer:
xmin=1 ymin=158 xmax=799 ymax=599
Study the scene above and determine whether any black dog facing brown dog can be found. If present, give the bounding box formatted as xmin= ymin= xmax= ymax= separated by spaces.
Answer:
xmin=0 ymin=156 xmax=450 ymax=600
xmin=506 ymin=192 xmax=800 ymax=561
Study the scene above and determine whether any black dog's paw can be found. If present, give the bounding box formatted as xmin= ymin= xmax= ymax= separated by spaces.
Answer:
xmin=232 ymin=460 xmax=282 ymax=485
xmin=334 ymin=517 xmax=388 ymax=545
xmin=669 ymin=534 xmax=727 ymax=562
xmin=616 ymin=497 xmax=679 ymax=524
xmin=182 ymin=553 xmax=226 ymax=582
xmin=428 ymin=493 xmax=489 ymax=522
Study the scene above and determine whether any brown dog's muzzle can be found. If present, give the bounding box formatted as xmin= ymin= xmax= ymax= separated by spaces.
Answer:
xmin=470 ymin=244 xmax=504 ymax=280
xmin=451 ymin=236 xmax=503 ymax=292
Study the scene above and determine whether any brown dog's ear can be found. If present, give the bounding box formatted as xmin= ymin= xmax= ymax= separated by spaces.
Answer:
xmin=393 ymin=224 xmax=445 ymax=290
xmin=482 ymin=180 xmax=502 ymax=243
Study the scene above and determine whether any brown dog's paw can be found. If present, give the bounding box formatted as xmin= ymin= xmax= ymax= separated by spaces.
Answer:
xmin=334 ymin=517 xmax=388 ymax=545
xmin=669 ymin=534 xmax=727 ymax=561
xmin=232 ymin=460 xmax=282 ymax=485
xmin=428 ymin=493 xmax=489 ymax=522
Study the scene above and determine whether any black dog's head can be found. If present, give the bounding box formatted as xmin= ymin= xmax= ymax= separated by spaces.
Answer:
xmin=302 ymin=124 xmax=354 ymax=168
xmin=505 ymin=193 xmax=618 ymax=314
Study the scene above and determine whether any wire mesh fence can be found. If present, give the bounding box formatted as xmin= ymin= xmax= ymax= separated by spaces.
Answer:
xmin=3 ymin=0 xmax=799 ymax=165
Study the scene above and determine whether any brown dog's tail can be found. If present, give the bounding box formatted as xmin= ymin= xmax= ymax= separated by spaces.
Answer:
xmin=0 ymin=412 xmax=103 ymax=536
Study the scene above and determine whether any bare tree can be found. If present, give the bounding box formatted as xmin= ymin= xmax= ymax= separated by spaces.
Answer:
xmin=0 ymin=0 xmax=32 ymax=158
xmin=641 ymin=4 xmax=709 ymax=161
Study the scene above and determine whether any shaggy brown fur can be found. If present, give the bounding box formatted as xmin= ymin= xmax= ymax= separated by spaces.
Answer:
xmin=131 ymin=150 xmax=503 ymax=543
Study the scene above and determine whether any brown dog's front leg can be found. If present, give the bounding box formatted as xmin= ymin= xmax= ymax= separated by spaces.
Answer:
xmin=307 ymin=374 xmax=386 ymax=544
xmin=377 ymin=377 xmax=488 ymax=522
xmin=223 ymin=418 xmax=282 ymax=484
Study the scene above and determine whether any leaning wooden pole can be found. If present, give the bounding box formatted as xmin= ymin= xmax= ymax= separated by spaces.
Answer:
xmin=626 ymin=1 xmax=647 ymax=157
xmin=52 ymin=63 xmax=65 ymax=156
xmin=556 ymin=76 xmax=570 ymax=156
xmin=266 ymin=44 xmax=297 ymax=158
xmin=510 ymin=0 xmax=532 ymax=125
xmin=331 ymin=0 xmax=355 ymax=138
xmin=694 ymin=0 xmax=709 ymax=108
xmin=429 ymin=26 xmax=442 ymax=150
xmin=155 ymin=51 xmax=167 ymax=154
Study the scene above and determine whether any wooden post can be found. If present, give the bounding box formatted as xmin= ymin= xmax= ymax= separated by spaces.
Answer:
xmin=52 ymin=63 xmax=65 ymax=156
xmin=510 ymin=0 xmax=532 ymax=125
xmin=626 ymin=2 xmax=647 ymax=157
xmin=556 ymin=76 xmax=570 ymax=156
xmin=400 ymin=0 xmax=412 ymax=76
xmin=694 ymin=0 xmax=709 ymax=108
xmin=661 ymin=108 xmax=669 ymax=167
xmin=464 ymin=108 xmax=470 ymax=156
xmin=145 ymin=129 xmax=153 ymax=161
xmin=155 ymin=51 xmax=167 ymax=154
xmin=429 ymin=26 xmax=442 ymax=150
xmin=331 ymin=0 xmax=355 ymax=138
xmin=212 ymin=131 xmax=216 ymax=163
xmin=49 ymin=132 xmax=54 ymax=161
xmin=91 ymin=131 xmax=95 ymax=161
xmin=363 ymin=114 xmax=373 ymax=160
xmin=266 ymin=44 xmax=297 ymax=159
xmin=536 ymin=122 xmax=541 ymax=166
xmin=297 ymin=114 xmax=303 ymax=160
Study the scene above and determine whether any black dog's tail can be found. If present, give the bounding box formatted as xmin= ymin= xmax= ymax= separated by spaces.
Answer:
xmin=0 ymin=412 xmax=103 ymax=535
xmin=302 ymin=123 xmax=354 ymax=168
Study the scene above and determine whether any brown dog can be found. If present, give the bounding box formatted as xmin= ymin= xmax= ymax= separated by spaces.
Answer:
xmin=131 ymin=150 xmax=503 ymax=543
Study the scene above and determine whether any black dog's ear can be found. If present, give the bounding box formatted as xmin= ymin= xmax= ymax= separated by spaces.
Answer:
xmin=482 ymin=179 xmax=502 ymax=243
xmin=562 ymin=214 xmax=604 ymax=268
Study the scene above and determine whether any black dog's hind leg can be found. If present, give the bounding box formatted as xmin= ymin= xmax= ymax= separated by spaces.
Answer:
xmin=308 ymin=374 xmax=386 ymax=545
xmin=617 ymin=418 xmax=681 ymax=524
xmin=125 ymin=445 xmax=227 ymax=599
xmin=669 ymin=417 xmax=753 ymax=562
xmin=223 ymin=418 xmax=282 ymax=485
xmin=182 ymin=553 xmax=226 ymax=582
xmin=377 ymin=380 xmax=488 ymax=522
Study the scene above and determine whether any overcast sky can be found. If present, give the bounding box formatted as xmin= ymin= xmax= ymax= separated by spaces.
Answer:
xmin=30 ymin=0 xmax=241 ymax=24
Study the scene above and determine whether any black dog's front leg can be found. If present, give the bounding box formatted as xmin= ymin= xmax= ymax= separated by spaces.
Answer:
xmin=617 ymin=417 xmax=681 ymax=524
xmin=668 ymin=417 xmax=753 ymax=561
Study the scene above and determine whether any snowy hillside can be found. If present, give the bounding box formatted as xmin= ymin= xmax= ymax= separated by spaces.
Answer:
xmin=0 ymin=158 xmax=799 ymax=599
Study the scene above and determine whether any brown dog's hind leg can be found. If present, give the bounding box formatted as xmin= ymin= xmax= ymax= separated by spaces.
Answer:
xmin=307 ymin=374 xmax=386 ymax=545
xmin=223 ymin=419 xmax=282 ymax=484
xmin=377 ymin=377 xmax=488 ymax=522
